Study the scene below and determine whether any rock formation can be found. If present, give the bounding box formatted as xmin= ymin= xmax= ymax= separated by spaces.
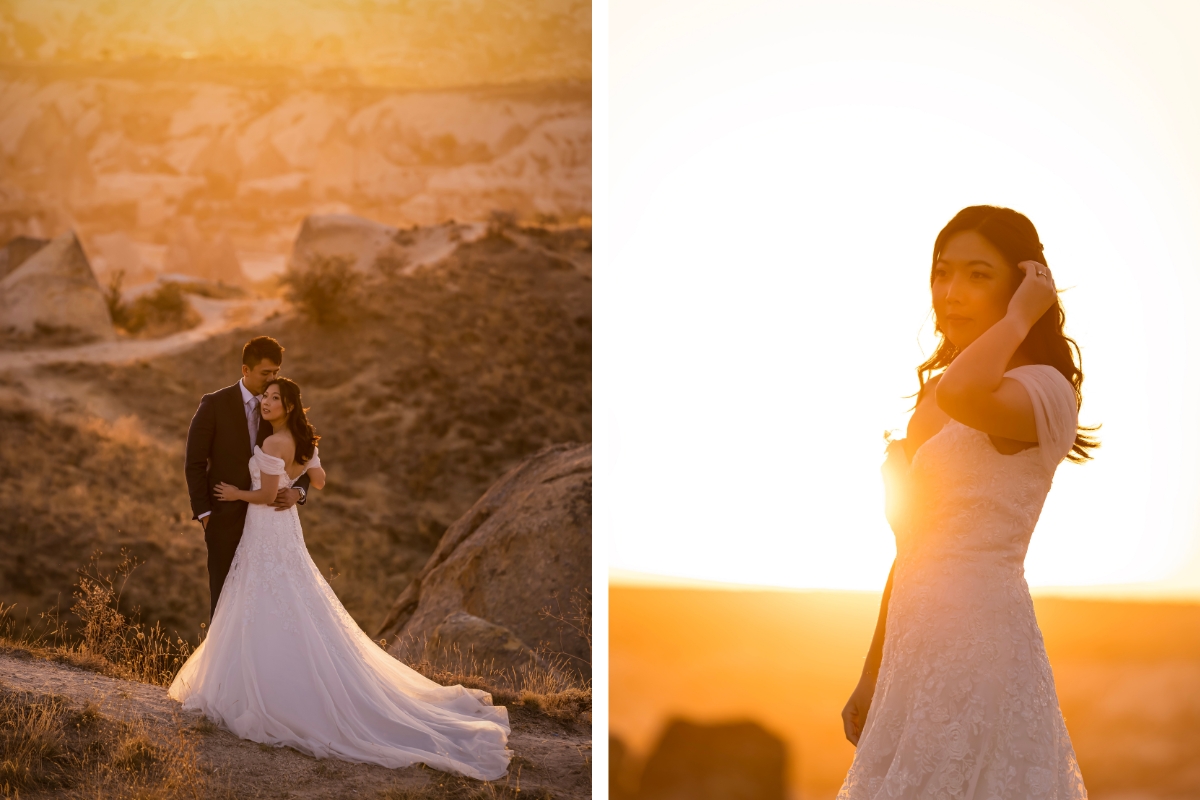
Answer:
xmin=88 ymin=231 xmax=156 ymax=288
xmin=0 ymin=231 xmax=115 ymax=341
xmin=0 ymin=236 xmax=48 ymax=280
xmin=637 ymin=719 xmax=788 ymax=800
xmin=164 ymin=219 xmax=247 ymax=286
xmin=425 ymin=611 xmax=545 ymax=672
xmin=378 ymin=443 xmax=591 ymax=675
xmin=288 ymin=213 xmax=483 ymax=276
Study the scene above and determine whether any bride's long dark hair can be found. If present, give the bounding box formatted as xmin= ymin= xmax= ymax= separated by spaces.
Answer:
xmin=918 ymin=205 xmax=1099 ymax=463
xmin=264 ymin=377 xmax=320 ymax=464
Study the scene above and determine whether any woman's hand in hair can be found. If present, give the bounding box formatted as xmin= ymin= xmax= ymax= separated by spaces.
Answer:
xmin=1008 ymin=260 xmax=1058 ymax=331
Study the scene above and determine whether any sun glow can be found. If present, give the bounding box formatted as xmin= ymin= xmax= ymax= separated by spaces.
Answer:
xmin=606 ymin=0 xmax=1200 ymax=596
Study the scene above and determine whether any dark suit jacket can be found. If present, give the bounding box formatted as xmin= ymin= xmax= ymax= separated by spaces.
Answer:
xmin=185 ymin=381 xmax=311 ymax=522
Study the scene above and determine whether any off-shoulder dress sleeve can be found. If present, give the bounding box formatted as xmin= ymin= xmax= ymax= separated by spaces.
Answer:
xmin=306 ymin=447 xmax=321 ymax=471
xmin=1005 ymin=364 xmax=1078 ymax=474
xmin=253 ymin=445 xmax=287 ymax=476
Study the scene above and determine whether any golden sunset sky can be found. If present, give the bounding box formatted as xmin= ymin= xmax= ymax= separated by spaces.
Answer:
xmin=0 ymin=0 xmax=590 ymax=87
xmin=605 ymin=0 xmax=1200 ymax=598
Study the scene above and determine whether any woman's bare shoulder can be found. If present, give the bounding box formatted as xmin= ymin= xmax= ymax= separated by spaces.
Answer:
xmin=263 ymin=432 xmax=297 ymax=460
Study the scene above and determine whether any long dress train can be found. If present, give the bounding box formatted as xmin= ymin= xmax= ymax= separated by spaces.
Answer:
xmin=169 ymin=446 xmax=512 ymax=781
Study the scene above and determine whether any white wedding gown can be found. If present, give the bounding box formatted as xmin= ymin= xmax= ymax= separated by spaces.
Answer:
xmin=169 ymin=446 xmax=511 ymax=781
xmin=839 ymin=365 xmax=1087 ymax=799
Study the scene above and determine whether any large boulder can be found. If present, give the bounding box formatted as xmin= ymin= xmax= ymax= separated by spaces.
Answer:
xmin=378 ymin=443 xmax=591 ymax=675
xmin=289 ymin=213 xmax=483 ymax=276
xmin=0 ymin=231 xmax=115 ymax=341
xmin=425 ymin=611 xmax=545 ymax=672
xmin=637 ymin=719 xmax=788 ymax=800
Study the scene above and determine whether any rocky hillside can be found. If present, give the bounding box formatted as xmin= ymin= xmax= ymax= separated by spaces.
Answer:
xmin=0 ymin=222 xmax=590 ymax=644
xmin=381 ymin=443 xmax=591 ymax=677
xmin=0 ymin=66 xmax=590 ymax=286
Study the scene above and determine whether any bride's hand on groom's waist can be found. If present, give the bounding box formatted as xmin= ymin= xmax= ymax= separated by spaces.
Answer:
xmin=213 ymin=482 xmax=243 ymax=502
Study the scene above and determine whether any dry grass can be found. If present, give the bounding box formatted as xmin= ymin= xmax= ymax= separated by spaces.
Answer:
xmin=388 ymin=586 xmax=593 ymax=724
xmin=0 ymin=399 xmax=205 ymax=639
xmin=0 ymin=681 xmax=207 ymax=799
xmin=379 ymin=770 xmax=553 ymax=800
xmin=2 ymin=229 xmax=591 ymax=644
xmin=2 ymin=553 xmax=588 ymax=729
xmin=398 ymin=636 xmax=591 ymax=724
xmin=0 ymin=550 xmax=200 ymax=690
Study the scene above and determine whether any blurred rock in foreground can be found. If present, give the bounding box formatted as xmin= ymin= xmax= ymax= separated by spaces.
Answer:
xmin=638 ymin=719 xmax=788 ymax=800
xmin=379 ymin=442 xmax=591 ymax=675
xmin=0 ymin=230 xmax=114 ymax=342
xmin=610 ymin=733 xmax=639 ymax=800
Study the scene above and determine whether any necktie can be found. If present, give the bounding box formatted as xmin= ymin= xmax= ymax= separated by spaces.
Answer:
xmin=249 ymin=396 xmax=261 ymax=446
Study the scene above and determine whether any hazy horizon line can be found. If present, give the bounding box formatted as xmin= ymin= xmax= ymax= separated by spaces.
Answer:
xmin=609 ymin=568 xmax=1200 ymax=603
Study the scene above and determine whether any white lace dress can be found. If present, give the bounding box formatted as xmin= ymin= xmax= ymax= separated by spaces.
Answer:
xmin=838 ymin=365 xmax=1087 ymax=799
xmin=169 ymin=446 xmax=512 ymax=781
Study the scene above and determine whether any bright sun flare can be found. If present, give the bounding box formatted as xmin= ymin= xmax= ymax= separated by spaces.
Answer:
xmin=606 ymin=0 xmax=1200 ymax=597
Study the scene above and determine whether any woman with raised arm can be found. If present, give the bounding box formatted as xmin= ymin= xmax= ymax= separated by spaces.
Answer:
xmin=838 ymin=206 xmax=1095 ymax=797
xmin=170 ymin=377 xmax=511 ymax=781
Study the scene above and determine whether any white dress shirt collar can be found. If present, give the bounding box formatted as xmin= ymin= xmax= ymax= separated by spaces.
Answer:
xmin=239 ymin=378 xmax=258 ymax=404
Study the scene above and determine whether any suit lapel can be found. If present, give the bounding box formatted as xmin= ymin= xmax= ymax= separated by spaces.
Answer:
xmin=225 ymin=383 xmax=253 ymax=458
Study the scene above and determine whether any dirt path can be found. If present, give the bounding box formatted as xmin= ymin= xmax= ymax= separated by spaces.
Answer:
xmin=0 ymin=295 xmax=283 ymax=371
xmin=0 ymin=650 xmax=591 ymax=799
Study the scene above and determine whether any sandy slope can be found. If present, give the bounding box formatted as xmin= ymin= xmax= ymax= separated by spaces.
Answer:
xmin=0 ymin=295 xmax=282 ymax=370
xmin=0 ymin=649 xmax=590 ymax=799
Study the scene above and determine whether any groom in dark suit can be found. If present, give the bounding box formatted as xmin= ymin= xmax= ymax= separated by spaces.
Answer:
xmin=185 ymin=336 xmax=312 ymax=619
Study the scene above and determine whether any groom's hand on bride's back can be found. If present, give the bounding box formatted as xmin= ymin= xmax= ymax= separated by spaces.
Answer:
xmin=271 ymin=487 xmax=302 ymax=511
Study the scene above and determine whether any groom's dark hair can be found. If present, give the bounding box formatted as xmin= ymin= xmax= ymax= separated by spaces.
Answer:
xmin=242 ymin=336 xmax=284 ymax=368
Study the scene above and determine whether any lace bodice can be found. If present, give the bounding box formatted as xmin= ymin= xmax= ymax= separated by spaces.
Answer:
xmin=895 ymin=365 xmax=1080 ymax=576
xmin=838 ymin=365 xmax=1088 ymax=799
xmin=249 ymin=445 xmax=320 ymax=491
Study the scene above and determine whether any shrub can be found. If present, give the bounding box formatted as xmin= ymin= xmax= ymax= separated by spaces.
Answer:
xmin=281 ymin=254 xmax=361 ymax=326
xmin=486 ymin=210 xmax=517 ymax=238
xmin=108 ymin=281 xmax=203 ymax=338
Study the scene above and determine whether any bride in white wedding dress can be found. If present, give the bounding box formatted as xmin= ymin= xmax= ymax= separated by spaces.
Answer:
xmin=838 ymin=207 xmax=1095 ymax=798
xmin=169 ymin=378 xmax=511 ymax=781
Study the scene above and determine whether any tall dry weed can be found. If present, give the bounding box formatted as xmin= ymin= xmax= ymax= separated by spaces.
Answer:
xmin=69 ymin=550 xmax=199 ymax=686
xmin=538 ymin=586 xmax=592 ymax=682
xmin=0 ymin=550 xmax=201 ymax=688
